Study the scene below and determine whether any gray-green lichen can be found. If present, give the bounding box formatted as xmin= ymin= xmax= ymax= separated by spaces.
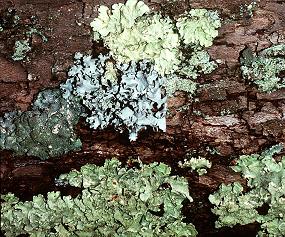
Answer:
xmin=11 ymin=39 xmax=31 ymax=61
xmin=1 ymin=159 xmax=198 ymax=237
xmin=240 ymin=44 xmax=285 ymax=93
xmin=165 ymin=75 xmax=197 ymax=96
xmin=178 ymin=156 xmax=212 ymax=176
xmin=239 ymin=0 xmax=259 ymax=18
xmin=1 ymin=9 xmax=48 ymax=61
xmin=0 ymin=89 xmax=82 ymax=159
xmin=179 ymin=48 xmax=218 ymax=79
xmin=26 ymin=27 xmax=48 ymax=43
xmin=209 ymin=145 xmax=285 ymax=237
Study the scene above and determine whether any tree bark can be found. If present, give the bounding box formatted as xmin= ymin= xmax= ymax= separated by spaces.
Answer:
xmin=0 ymin=0 xmax=284 ymax=236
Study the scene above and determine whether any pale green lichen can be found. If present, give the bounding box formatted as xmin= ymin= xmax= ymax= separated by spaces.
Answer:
xmin=1 ymin=159 xmax=197 ymax=237
xmin=178 ymin=157 xmax=212 ymax=176
xmin=91 ymin=0 xmax=150 ymax=40
xmin=11 ymin=39 xmax=31 ymax=61
xmin=90 ymin=0 xmax=220 ymax=77
xmin=91 ymin=4 xmax=180 ymax=75
xmin=209 ymin=145 xmax=285 ymax=237
xmin=176 ymin=9 xmax=221 ymax=47
xmin=240 ymin=45 xmax=285 ymax=93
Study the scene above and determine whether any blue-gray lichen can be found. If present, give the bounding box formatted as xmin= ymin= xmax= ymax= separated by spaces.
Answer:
xmin=1 ymin=159 xmax=198 ymax=237
xmin=61 ymin=53 xmax=167 ymax=141
xmin=0 ymin=89 xmax=82 ymax=159
xmin=240 ymin=44 xmax=285 ymax=93
xmin=209 ymin=145 xmax=285 ymax=237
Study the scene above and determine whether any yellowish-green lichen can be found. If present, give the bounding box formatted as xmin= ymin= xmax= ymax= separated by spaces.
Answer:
xmin=90 ymin=0 xmax=220 ymax=78
xmin=178 ymin=156 xmax=212 ymax=176
xmin=176 ymin=9 xmax=221 ymax=47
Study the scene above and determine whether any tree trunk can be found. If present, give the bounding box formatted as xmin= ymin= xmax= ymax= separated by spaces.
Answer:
xmin=0 ymin=0 xmax=284 ymax=236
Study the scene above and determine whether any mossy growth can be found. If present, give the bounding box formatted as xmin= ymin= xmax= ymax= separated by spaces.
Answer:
xmin=1 ymin=159 xmax=198 ymax=237
xmin=0 ymin=89 xmax=82 ymax=159
xmin=209 ymin=145 xmax=285 ymax=237
xmin=240 ymin=44 xmax=285 ymax=93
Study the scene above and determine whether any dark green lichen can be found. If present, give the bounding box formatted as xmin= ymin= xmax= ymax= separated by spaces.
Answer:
xmin=0 ymin=89 xmax=82 ymax=159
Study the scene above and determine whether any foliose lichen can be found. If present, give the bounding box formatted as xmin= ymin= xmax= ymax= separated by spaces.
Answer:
xmin=90 ymin=0 xmax=180 ymax=75
xmin=61 ymin=0 xmax=222 ymax=140
xmin=1 ymin=159 xmax=198 ymax=237
xmin=176 ymin=9 xmax=221 ymax=47
xmin=165 ymin=74 xmax=197 ymax=96
xmin=61 ymin=53 xmax=167 ymax=141
xmin=178 ymin=156 xmax=212 ymax=176
xmin=0 ymin=89 xmax=82 ymax=159
xmin=90 ymin=0 xmax=220 ymax=79
xmin=209 ymin=145 xmax=285 ymax=237
xmin=178 ymin=48 xmax=218 ymax=79
xmin=11 ymin=39 xmax=31 ymax=61
xmin=240 ymin=44 xmax=285 ymax=93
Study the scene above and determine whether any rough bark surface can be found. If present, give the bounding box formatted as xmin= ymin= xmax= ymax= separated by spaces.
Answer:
xmin=0 ymin=0 xmax=284 ymax=236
